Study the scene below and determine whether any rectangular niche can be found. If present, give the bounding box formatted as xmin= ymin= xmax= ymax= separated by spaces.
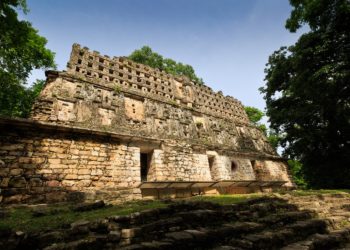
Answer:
xmin=124 ymin=97 xmax=145 ymax=121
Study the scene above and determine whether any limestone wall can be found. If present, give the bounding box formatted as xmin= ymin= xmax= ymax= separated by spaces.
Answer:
xmin=0 ymin=119 xmax=293 ymax=204
xmin=252 ymin=160 xmax=292 ymax=183
xmin=0 ymin=122 xmax=142 ymax=204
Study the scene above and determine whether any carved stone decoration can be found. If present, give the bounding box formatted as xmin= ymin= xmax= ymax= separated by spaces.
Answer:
xmin=76 ymin=101 xmax=92 ymax=122
xmin=98 ymin=108 xmax=115 ymax=126
xmin=56 ymin=100 xmax=76 ymax=121
xmin=124 ymin=97 xmax=145 ymax=121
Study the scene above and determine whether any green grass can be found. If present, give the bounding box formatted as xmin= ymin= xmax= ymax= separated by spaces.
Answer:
xmin=191 ymin=193 xmax=264 ymax=205
xmin=0 ymin=200 xmax=167 ymax=232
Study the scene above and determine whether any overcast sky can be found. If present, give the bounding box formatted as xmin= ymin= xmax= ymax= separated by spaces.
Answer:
xmin=24 ymin=0 xmax=303 ymax=114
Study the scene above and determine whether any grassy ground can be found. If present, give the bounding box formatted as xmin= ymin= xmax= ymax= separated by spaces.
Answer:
xmin=0 ymin=200 xmax=167 ymax=232
xmin=1 ymin=190 xmax=349 ymax=233
xmin=191 ymin=193 xmax=264 ymax=205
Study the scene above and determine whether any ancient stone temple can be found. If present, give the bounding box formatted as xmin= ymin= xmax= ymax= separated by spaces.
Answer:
xmin=0 ymin=44 xmax=293 ymax=204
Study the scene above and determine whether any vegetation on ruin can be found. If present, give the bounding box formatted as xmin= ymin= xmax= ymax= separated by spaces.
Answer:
xmin=261 ymin=0 xmax=350 ymax=188
xmin=128 ymin=46 xmax=204 ymax=84
xmin=0 ymin=0 xmax=55 ymax=118
xmin=244 ymin=106 xmax=267 ymax=133
xmin=244 ymin=106 xmax=281 ymax=151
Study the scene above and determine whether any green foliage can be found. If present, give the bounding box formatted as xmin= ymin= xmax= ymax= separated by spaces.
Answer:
xmin=287 ymin=159 xmax=307 ymax=188
xmin=0 ymin=0 xmax=55 ymax=117
xmin=113 ymin=84 xmax=121 ymax=94
xmin=244 ymin=106 xmax=281 ymax=150
xmin=128 ymin=46 xmax=204 ymax=84
xmin=261 ymin=0 xmax=350 ymax=188
xmin=0 ymin=79 xmax=45 ymax=118
xmin=266 ymin=129 xmax=282 ymax=150
xmin=244 ymin=106 xmax=264 ymax=125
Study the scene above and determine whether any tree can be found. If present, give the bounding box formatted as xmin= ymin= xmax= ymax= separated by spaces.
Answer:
xmin=0 ymin=0 xmax=55 ymax=117
xmin=244 ymin=106 xmax=283 ymax=151
xmin=128 ymin=46 xmax=204 ymax=84
xmin=261 ymin=0 xmax=350 ymax=188
xmin=244 ymin=106 xmax=267 ymax=134
xmin=244 ymin=106 xmax=264 ymax=125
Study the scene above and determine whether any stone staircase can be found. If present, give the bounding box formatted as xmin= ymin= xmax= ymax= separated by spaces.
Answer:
xmin=282 ymin=193 xmax=350 ymax=230
xmin=1 ymin=194 xmax=350 ymax=249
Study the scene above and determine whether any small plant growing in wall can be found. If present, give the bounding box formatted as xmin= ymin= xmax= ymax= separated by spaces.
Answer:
xmin=114 ymin=84 xmax=121 ymax=94
xmin=101 ymin=125 xmax=110 ymax=132
xmin=202 ymin=136 xmax=211 ymax=145
xmin=169 ymin=100 xmax=179 ymax=107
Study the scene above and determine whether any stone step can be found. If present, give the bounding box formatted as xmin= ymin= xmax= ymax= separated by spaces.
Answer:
xmin=281 ymin=228 xmax=350 ymax=250
xmin=114 ymin=199 xmax=318 ymax=247
xmin=118 ymin=207 xmax=307 ymax=244
xmin=337 ymin=242 xmax=350 ymax=250
xmin=326 ymin=216 xmax=350 ymax=230
xmin=237 ymin=219 xmax=327 ymax=249
xmin=256 ymin=211 xmax=314 ymax=228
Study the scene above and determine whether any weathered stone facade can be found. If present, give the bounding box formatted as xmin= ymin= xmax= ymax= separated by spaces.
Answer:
xmin=0 ymin=44 xmax=293 ymax=204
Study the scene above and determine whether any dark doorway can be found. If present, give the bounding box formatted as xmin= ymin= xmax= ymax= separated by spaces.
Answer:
xmin=208 ymin=156 xmax=214 ymax=171
xmin=208 ymin=156 xmax=215 ymax=180
xmin=251 ymin=160 xmax=256 ymax=167
xmin=231 ymin=161 xmax=238 ymax=172
xmin=140 ymin=152 xmax=151 ymax=182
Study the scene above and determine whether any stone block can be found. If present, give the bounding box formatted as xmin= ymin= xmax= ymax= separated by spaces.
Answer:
xmin=78 ymin=175 xmax=91 ymax=180
xmin=10 ymin=168 xmax=23 ymax=176
xmin=48 ymin=159 xmax=61 ymax=164
xmin=62 ymin=180 xmax=75 ymax=187
xmin=121 ymin=228 xmax=141 ymax=238
xmin=31 ymin=157 xmax=46 ymax=164
xmin=65 ymin=174 xmax=78 ymax=180
xmin=69 ymin=149 xmax=80 ymax=155
xmin=56 ymin=153 xmax=69 ymax=159
xmin=77 ymin=180 xmax=92 ymax=187
xmin=46 ymin=180 xmax=61 ymax=187
xmin=78 ymin=169 xmax=91 ymax=175
xmin=29 ymin=178 xmax=43 ymax=187
xmin=91 ymin=169 xmax=103 ymax=176
xmin=108 ymin=230 xmax=121 ymax=242
xmin=49 ymin=147 xmax=65 ymax=153
xmin=0 ymin=144 xmax=24 ymax=151
xmin=45 ymin=192 xmax=66 ymax=203
xmin=0 ymin=177 xmax=10 ymax=188
xmin=8 ymin=177 xmax=27 ymax=188
xmin=38 ymin=169 xmax=53 ymax=174
xmin=3 ymin=194 xmax=24 ymax=203
xmin=0 ymin=168 xmax=9 ymax=177
xmin=18 ymin=157 xmax=32 ymax=164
